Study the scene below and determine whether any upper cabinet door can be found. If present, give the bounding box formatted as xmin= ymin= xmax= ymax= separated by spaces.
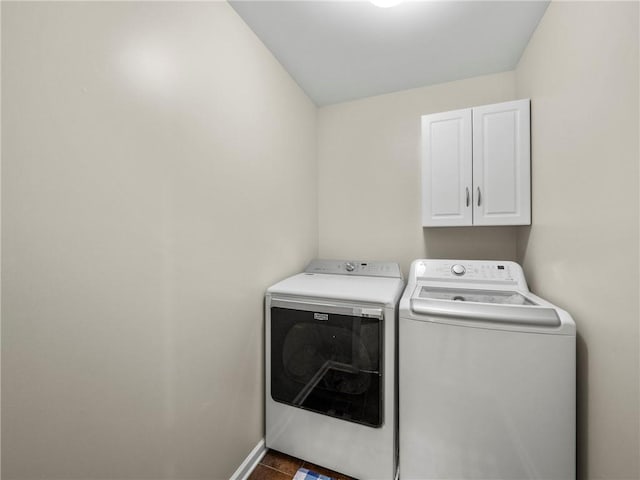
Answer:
xmin=472 ymin=99 xmax=531 ymax=226
xmin=421 ymin=109 xmax=473 ymax=227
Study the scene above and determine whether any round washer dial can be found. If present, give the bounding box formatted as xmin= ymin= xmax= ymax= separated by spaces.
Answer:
xmin=451 ymin=264 xmax=466 ymax=276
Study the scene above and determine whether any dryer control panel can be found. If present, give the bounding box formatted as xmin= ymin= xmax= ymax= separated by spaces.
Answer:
xmin=305 ymin=259 xmax=402 ymax=278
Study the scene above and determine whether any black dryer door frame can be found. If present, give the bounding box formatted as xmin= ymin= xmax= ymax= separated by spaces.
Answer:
xmin=269 ymin=298 xmax=384 ymax=428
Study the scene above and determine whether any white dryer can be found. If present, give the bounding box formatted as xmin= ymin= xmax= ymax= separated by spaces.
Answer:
xmin=399 ymin=259 xmax=575 ymax=480
xmin=266 ymin=260 xmax=404 ymax=480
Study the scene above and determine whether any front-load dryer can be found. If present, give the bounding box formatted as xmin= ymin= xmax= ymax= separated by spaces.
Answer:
xmin=399 ymin=259 xmax=576 ymax=480
xmin=266 ymin=259 xmax=404 ymax=480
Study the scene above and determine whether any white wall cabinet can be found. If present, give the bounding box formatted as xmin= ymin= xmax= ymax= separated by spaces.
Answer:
xmin=421 ymin=99 xmax=530 ymax=227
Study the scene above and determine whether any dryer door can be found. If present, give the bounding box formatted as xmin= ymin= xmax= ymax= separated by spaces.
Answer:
xmin=270 ymin=300 xmax=383 ymax=427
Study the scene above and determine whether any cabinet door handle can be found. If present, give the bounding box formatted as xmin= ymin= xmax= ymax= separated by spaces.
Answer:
xmin=477 ymin=187 xmax=481 ymax=206
xmin=466 ymin=187 xmax=470 ymax=207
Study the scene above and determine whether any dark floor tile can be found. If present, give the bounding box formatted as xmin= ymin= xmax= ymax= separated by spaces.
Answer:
xmin=302 ymin=461 xmax=358 ymax=480
xmin=248 ymin=464 xmax=292 ymax=480
xmin=261 ymin=449 xmax=304 ymax=476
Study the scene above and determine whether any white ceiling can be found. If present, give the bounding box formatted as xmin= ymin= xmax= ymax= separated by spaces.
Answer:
xmin=230 ymin=1 xmax=549 ymax=106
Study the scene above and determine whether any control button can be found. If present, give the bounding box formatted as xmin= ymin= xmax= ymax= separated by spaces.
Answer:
xmin=345 ymin=262 xmax=356 ymax=272
xmin=451 ymin=264 xmax=466 ymax=276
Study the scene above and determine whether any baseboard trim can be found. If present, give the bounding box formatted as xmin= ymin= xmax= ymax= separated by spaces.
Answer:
xmin=229 ymin=438 xmax=267 ymax=480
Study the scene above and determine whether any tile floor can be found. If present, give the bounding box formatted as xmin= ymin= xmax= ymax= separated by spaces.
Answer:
xmin=248 ymin=449 xmax=357 ymax=480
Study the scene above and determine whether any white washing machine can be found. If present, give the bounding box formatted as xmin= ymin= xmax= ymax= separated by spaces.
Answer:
xmin=266 ymin=259 xmax=404 ymax=480
xmin=399 ymin=259 xmax=575 ymax=480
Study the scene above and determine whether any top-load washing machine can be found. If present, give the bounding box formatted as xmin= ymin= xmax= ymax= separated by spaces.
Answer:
xmin=399 ymin=259 xmax=576 ymax=480
xmin=266 ymin=259 xmax=404 ymax=480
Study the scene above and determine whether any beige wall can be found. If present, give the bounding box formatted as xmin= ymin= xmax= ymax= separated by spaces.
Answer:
xmin=1 ymin=2 xmax=316 ymax=479
xmin=317 ymin=71 xmax=518 ymax=274
xmin=514 ymin=2 xmax=639 ymax=479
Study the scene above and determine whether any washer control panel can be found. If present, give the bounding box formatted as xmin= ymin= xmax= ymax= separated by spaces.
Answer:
xmin=305 ymin=259 xmax=402 ymax=278
xmin=412 ymin=259 xmax=526 ymax=287
xmin=451 ymin=264 xmax=466 ymax=276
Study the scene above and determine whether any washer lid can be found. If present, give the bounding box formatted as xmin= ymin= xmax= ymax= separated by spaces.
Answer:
xmin=411 ymin=286 xmax=560 ymax=328
xmin=418 ymin=286 xmax=535 ymax=306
